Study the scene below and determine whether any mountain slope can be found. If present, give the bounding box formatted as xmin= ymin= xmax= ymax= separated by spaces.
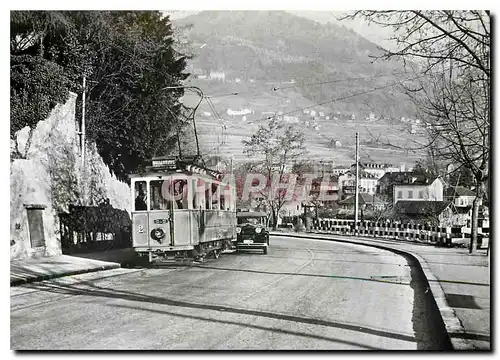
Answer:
xmin=172 ymin=11 xmax=424 ymax=166
xmin=174 ymin=10 xmax=416 ymax=119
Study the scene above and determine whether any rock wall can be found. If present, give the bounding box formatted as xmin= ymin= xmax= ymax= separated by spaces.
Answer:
xmin=10 ymin=93 xmax=131 ymax=260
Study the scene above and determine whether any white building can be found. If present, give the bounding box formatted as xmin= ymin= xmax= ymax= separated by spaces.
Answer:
xmin=362 ymin=163 xmax=391 ymax=179
xmin=209 ymin=71 xmax=226 ymax=81
xmin=227 ymin=108 xmax=252 ymax=116
xmin=378 ymin=171 xmax=445 ymax=204
xmin=338 ymin=170 xmax=379 ymax=200
xmin=445 ymin=186 xmax=476 ymax=207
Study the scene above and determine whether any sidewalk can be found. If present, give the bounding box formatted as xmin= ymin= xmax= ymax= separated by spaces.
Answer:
xmin=271 ymin=231 xmax=490 ymax=351
xmin=10 ymin=248 xmax=135 ymax=286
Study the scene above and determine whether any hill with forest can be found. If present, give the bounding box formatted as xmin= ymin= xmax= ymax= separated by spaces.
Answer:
xmin=173 ymin=11 xmax=426 ymax=166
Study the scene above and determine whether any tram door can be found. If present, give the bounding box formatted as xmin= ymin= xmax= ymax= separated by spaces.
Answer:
xmin=155 ymin=177 xmax=192 ymax=247
xmin=132 ymin=180 xmax=151 ymax=247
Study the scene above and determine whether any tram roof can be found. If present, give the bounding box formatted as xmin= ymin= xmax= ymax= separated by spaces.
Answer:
xmin=129 ymin=156 xmax=226 ymax=181
xmin=129 ymin=171 xmax=227 ymax=182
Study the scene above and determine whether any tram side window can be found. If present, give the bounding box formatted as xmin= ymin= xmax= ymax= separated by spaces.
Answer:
xmin=194 ymin=179 xmax=206 ymax=209
xmin=134 ymin=181 xmax=147 ymax=211
xmin=220 ymin=183 xmax=232 ymax=210
xmin=205 ymin=183 xmax=211 ymax=210
xmin=191 ymin=178 xmax=198 ymax=209
xmin=212 ymin=182 xmax=220 ymax=210
xmin=223 ymin=185 xmax=233 ymax=210
xmin=154 ymin=179 xmax=188 ymax=210
xmin=172 ymin=179 xmax=189 ymax=210
xmin=220 ymin=185 xmax=226 ymax=210
xmin=150 ymin=180 xmax=168 ymax=210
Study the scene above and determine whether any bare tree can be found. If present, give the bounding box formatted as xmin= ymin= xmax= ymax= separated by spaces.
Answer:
xmin=242 ymin=118 xmax=307 ymax=229
xmin=342 ymin=10 xmax=490 ymax=253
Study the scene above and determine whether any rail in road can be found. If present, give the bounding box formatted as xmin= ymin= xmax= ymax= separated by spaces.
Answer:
xmin=11 ymin=235 xmax=451 ymax=350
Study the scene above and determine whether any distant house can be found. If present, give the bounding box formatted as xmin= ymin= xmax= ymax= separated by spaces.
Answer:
xmin=281 ymin=175 xmax=339 ymax=217
xmin=377 ymin=171 xmax=445 ymax=204
xmin=337 ymin=193 xmax=387 ymax=220
xmin=391 ymin=200 xmax=471 ymax=226
xmin=339 ymin=170 xmax=379 ymax=199
xmin=445 ymin=186 xmax=476 ymax=207
xmin=209 ymin=71 xmax=226 ymax=80
xmin=338 ymin=193 xmax=385 ymax=211
xmin=331 ymin=167 xmax=349 ymax=176
xmin=283 ymin=115 xmax=298 ymax=123
xmin=227 ymin=108 xmax=251 ymax=116
xmin=362 ymin=162 xmax=392 ymax=179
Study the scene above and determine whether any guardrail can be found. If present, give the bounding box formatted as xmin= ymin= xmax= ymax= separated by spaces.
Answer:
xmin=311 ymin=218 xmax=489 ymax=249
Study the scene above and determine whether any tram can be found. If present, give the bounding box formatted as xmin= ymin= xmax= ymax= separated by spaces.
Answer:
xmin=130 ymin=156 xmax=237 ymax=263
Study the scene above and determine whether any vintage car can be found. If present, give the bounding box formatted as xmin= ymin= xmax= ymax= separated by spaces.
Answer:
xmin=235 ymin=211 xmax=269 ymax=254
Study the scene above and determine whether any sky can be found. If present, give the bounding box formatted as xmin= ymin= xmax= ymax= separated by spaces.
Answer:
xmin=164 ymin=10 xmax=398 ymax=51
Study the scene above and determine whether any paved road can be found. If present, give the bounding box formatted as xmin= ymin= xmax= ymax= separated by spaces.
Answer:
xmin=11 ymin=236 xmax=451 ymax=350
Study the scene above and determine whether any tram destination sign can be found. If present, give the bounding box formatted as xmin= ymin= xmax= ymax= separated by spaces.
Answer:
xmin=152 ymin=157 xmax=178 ymax=169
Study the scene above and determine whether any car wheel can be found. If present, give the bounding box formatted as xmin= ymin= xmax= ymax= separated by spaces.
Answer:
xmin=263 ymin=247 xmax=268 ymax=255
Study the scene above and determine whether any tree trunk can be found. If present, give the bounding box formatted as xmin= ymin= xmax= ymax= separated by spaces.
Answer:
xmin=273 ymin=211 xmax=278 ymax=230
xmin=24 ymin=127 xmax=35 ymax=158
xmin=469 ymin=182 xmax=484 ymax=253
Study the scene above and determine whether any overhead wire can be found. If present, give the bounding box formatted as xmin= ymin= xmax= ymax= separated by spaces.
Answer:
xmin=109 ymin=40 xmax=428 ymax=124
xmin=255 ymin=74 xmax=425 ymax=123
xmin=204 ymin=70 xmax=413 ymax=99
xmin=204 ymin=99 xmax=224 ymax=159
xmin=104 ymin=40 xmax=436 ymax=162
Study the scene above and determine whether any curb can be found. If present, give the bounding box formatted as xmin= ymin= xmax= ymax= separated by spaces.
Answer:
xmin=271 ymin=232 xmax=472 ymax=350
xmin=10 ymin=263 xmax=121 ymax=287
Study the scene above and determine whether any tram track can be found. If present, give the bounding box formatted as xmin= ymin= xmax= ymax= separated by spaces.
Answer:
xmin=235 ymin=248 xmax=315 ymax=304
xmin=11 ymin=236 xmax=450 ymax=349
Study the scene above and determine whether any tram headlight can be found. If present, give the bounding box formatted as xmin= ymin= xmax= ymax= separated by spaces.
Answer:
xmin=151 ymin=228 xmax=166 ymax=242
xmin=236 ymin=227 xmax=241 ymax=234
xmin=255 ymin=227 xmax=262 ymax=234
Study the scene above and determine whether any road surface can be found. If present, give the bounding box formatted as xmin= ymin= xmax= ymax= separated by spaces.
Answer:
xmin=11 ymin=235 xmax=451 ymax=350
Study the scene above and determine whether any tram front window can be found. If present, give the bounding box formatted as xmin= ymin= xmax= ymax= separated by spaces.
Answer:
xmin=150 ymin=179 xmax=189 ymax=210
xmin=150 ymin=180 xmax=169 ymax=210
xmin=134 ymin=181 xmax=147 ymax=211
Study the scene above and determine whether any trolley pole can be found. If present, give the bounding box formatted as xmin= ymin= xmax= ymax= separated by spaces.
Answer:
xmin=355 ymin=132 xmax=359 ymax=235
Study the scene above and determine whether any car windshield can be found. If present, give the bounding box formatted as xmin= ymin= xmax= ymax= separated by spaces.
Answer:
xmin=238 ymin=217 xmax=263 ymax=225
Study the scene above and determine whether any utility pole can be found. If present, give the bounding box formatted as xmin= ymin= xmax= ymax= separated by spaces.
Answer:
xmin=79 ymin=75 xmax=87 ymax=206
xmin=81 ymin=76 xmax=86 ymax=168
xmin=355 ymin=132 xmax=359 ymax=235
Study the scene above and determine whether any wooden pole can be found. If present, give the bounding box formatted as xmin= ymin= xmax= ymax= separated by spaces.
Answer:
xmin=355 ymin=132 xmax=359 ymax=235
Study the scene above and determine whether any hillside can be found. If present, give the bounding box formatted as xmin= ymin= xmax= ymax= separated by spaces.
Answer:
xmin=173 ymin=11 xmax=426 ymax=167
xmin=174 ymin=11 xmax=418 ymax=118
